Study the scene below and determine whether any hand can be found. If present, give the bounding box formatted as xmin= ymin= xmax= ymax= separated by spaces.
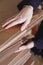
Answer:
xmin=2 ymin=5 xmax=33 ymax=31
xmin=15 ymin=41 xmax=34 ymax=53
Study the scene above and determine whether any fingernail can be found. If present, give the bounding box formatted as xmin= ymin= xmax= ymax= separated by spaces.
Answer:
xmin=2 ymin=25 xmax=5 ymax=28
xmin=21 ymin=27 xmax=25 ymax=31
xmin=21 ymin=25 xmax=26 ymax=31
xmin=14 ymin=49 xmax=21 ymax=53
xmin=5 ymin=26 xmax=10 ymax=29
xmin=5 ymin=27 xmax=8 ymax=29
xmin=5 ymin=28 xmax=8 ymax=29
xmin=14 ymin=46 xmax=27 ymax=53
xmin=14 ymin=48 xmax=23 ymax=53
xmin=19 ymin=46 xmax=28 ymax=51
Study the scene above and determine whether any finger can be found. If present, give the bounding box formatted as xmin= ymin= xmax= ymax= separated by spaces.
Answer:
xmin=21 ymin=15 xmax=32 ymax=31
xmin=14 ymin=45 xmax=28 ymax=53
xmin=27 ymin=42 xmax=34 ymax=49
xmin=14 ymin=42 xmax=34 ymax=53
xmin=2 ymin=14 xmax=20 ymax=27
xmin=5 ymin=17 xmax=27 ymax=29
xmin=2 ymin=9 xmax=24 ymax=28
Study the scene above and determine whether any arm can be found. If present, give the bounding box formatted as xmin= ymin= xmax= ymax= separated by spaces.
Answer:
xmin=18 ymin=0 xmax=42 ymax=11
xmin=15 ymin=21 xmax=43 ymax=53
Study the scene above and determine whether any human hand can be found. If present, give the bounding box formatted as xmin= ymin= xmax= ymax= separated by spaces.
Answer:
xmin=2 ymin=6 xmax=33 ymax=31
xmin=15 ymin=41 xmax=34 ymax=53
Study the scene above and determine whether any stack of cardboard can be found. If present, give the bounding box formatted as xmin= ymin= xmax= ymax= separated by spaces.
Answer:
xmin=0 ymin=0 xmax=43 ymax=65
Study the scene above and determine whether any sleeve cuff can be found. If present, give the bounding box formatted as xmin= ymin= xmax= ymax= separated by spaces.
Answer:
xmin=32 ymin=38 xmax=43 ymax=49
xmin=17 ymin=0 xmax=42 ymax=11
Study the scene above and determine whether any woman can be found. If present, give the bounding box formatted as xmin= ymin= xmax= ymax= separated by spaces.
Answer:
xmin=2 ymin=0 xmax=43 ymax=57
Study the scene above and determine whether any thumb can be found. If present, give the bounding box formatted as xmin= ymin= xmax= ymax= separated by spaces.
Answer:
xmin=19 ymin=42 xmax=34 ymax=50
xmin=14 ymin=45 xmax=27 ymax=53
xmin=27 ymin=42 xmax=34 ymax=49
xmin=21 ymin=16 xmax=32 ymax=31
xmin=14 ymin=42 xmax=34 ymax=53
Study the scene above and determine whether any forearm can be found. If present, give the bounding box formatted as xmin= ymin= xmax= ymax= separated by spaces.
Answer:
xmin=17 ymin=0 xmax=42 ymax=11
